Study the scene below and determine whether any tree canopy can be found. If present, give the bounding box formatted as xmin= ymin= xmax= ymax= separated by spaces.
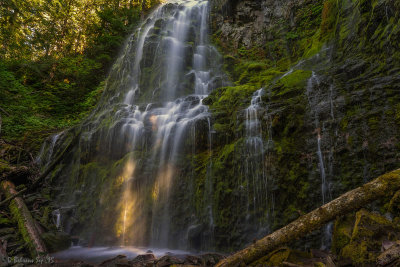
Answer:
xmin=0 ymin=0 xmax=160 ymax=149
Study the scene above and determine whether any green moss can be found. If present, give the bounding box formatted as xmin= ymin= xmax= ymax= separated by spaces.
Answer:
xmin=341 ymin=240 xmax=373 ymax=264
xmin=339 ymin=209 xmax=400 ymax=264
xmin=332 ymin=214 xmax=354 ymax=255
xmin=388 ymin=190 xmax=400 ymax=214
xmin=250 ymin=248 xmax=311 ymax=266
xmin=277 ymin=70 xmax=312 ymax=91
xmin=41 ymin=232 xmax=71 ymax=253
xmin=40 ymin=206 xmax=51 ymax=227
xmin=0 ymin=216 xmax=13 ymax=226
xmin=250 ymin=248 xmax=291 ymax=266
xmin=9 ymin=200 xmax=37 ymax=257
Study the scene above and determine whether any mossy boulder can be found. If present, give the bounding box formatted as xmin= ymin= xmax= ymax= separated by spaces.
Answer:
xmin=331 ymin=214 xmax=355 ymax=255
xmin=388 ymin=190 xmax=400 ymax=216
xmin=337 ymin=209 xmax=400 ymax=265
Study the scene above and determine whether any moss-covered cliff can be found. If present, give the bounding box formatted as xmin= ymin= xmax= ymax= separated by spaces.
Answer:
xmin=204 ymin=0 xmax=400 ymax=250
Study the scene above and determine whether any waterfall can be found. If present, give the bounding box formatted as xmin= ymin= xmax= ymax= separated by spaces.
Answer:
xmin=306 ymin=71 xmax=338 ymax=249
xmin=35 ymin=132 xmax=63 ymax=167
xmin=48 ymin=0 xmax=226 ymax=250
xmin=243 ymin=89 xmax=270 ymax=227
xmin=306 ymin=72 xmax=329 ymax=204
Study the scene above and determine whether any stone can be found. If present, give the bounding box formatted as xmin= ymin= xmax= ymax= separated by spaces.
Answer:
xmin=339 ymin=209 xmax=400 ymax=265
xmin=155 ymin=255 xmax=184 ymax=267
xmin=184 ymin=255 xmax=204 ymax=265
xmin=199 ymin=253 xmax=226 ymax=266
xmin=129 ymin=253 xmax=156 ymax=266
xmin=99 ymin=255 xmax=128 ymax=267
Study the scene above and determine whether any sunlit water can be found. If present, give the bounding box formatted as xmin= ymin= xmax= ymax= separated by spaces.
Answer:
xmin=39 ymin=0 xmax=226 ymax=252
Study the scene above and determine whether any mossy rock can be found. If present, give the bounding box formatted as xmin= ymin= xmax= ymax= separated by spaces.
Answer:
xmin=339 ymin=209 xmax=400 ymax=265
xmin=41 ymin=231 xmax=71 ymax=253
xmin=388 ymin=190 xmax=400 ymax=215
xmin=250 ymin=247 xmax=311 ymax=266
xmin=332 ymin=214 xmax=355 ymax=255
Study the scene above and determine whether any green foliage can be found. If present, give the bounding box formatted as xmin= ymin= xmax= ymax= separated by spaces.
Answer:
xmin=0 ymin=0 xmax=160 ymax=150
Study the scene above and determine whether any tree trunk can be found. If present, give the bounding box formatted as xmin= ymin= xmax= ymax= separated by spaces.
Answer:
xmin=1 ymin=180 xmax=47 ymax=257
xmin=216 ymin=169 xmax=400 ymax=267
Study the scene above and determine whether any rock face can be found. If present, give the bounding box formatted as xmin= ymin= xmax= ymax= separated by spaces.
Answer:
xmin=210 ymin=0 xmax=319 ymax=59
xmin=39 ymin=0 xmax=400 ymax=254
xmin=205 ymin=0 xmax=400 ymax=249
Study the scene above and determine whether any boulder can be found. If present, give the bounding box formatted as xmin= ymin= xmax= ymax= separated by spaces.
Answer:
xmin=99 ymin=255 xmax=129 ymax=267
xmin=335 ymin=209 xmax=400 ymax=265
xmin=129 ymin=253 xmax=156 ymax=266
xmin=155 ymin=255 xmax=184 ymax=267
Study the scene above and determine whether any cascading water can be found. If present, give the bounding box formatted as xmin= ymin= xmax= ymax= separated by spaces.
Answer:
xmin=35 ymin=131 xmax=63 ymax=167
xmin=243 ymin=89 xmax=268 ymax=221
xmin=45 ymin=0 xmax=226 ymax=251
xmin=306 ymin=72 xmax=329 ymax=204
xmin=306 ymin=70 xmax=338 ymax=249
xmin=238 ymin=88 xmax=274 ymax=239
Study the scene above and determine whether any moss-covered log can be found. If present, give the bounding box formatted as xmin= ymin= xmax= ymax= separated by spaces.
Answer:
xmin=1 ymin=180 xmax=47 ymax=256
xmin=216 ymin=169 xmax=400 ymax=267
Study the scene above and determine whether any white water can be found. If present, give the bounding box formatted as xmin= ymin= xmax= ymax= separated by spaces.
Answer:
xmin=78 ymin=0 xmax=225 ymax=249
xmin=35 ymin=132 xmax=63 ymax=167
xmin=243 ymin=89 xmax=269 ymax=225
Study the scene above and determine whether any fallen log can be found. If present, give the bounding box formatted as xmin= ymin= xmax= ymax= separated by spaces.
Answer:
xmin=1 ymin=180 xmax=47 ymax=256
xmin=377 ymin=241 xmax=400 ymax=266
xmin=216 ymin=169 xmax=400 ymax=267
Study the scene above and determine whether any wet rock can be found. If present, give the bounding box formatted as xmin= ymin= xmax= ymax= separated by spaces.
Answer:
xmin=199 ymin=253 xmax=226 ymax=266
xmin=155 ymin=255 xmax=184 ymax=267
xmin=51 ymin=260 xmax=95 ymax=267
xmin=129 ymin=253 xmax=156 ymax=266
xmin=99 ymin=255 xmax=128 ymax=267
xmin=187 ymin=224 xmax=203 ymax=250
xmin=184 ymin=255 xmax=204 ymax=266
